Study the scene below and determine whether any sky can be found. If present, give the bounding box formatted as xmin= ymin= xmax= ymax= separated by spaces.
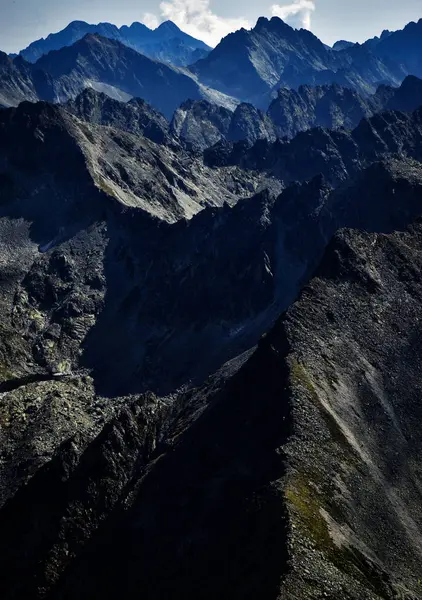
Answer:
xmin=0 ymin=0 xmax=421 ymax=53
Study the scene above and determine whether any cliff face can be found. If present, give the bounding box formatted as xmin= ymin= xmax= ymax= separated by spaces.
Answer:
xmin=0 ymin=51 xmax=54 ymax=107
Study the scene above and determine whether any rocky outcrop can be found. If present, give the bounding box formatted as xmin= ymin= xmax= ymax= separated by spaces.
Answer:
xmin=385 ymin=74 xmax=422 ymax=112
xmin=65 ymin=88 xmax=171 ymax=144
xmin=332 ymin=40 xmax=355 ymax=51
xmin=170 ymin=99 xmax=233 ymax=149
xmin=267 ymin=83 xmax=381 ymax=138
xmin=171 ymin=99 xmax=277 ymax=149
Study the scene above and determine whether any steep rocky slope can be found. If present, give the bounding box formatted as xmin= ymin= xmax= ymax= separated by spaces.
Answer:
xmin=1 ymin=157 xmax=422 ymax=599
xmin=0 ymin=52 xmax=54 ymax=107
xmin=278 ymin=222 xmax=422 ymax=599
xmin=35 ymin=34 xmax=215 ymax=118
xmin=65 ymin=88 xmax=171 ymax=144
xmin=190 ymin=16 xmax=405 ymax=103
xmin=18 ymin=19 xmax=210 ymax=67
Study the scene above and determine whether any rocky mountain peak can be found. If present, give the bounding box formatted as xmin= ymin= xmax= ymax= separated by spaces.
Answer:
xmin=155 ymin=20 xmax=182 ymax=35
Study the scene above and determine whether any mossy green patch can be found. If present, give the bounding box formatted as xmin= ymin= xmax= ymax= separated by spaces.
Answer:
xmin=0 ymin=363 xmax=14 ymax=382
xmin=286 ymin=472 xmax=390 ymax=598
xmin=286 ymin=474 xmax=332 ymax=549
xmin=289 ymin=358 xmax=317 ymax=396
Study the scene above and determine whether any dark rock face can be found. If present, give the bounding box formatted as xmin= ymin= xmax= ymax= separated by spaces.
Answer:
xmin=385 ymin=74 xmax=422 ymax=112
xmin=267 ymin=83 xmax=381 ymax=138
xmin=0 ymin=344 xmax=292 ymax=600
xmin=228 ymin=102 xmax=277 ymax=143
xmin=366 ymin=18 xmax=422 ymax=78
xmin=205 ymin=106 xmax=422 ymax=188
xmin=170 ymin=99 xmax=233 ymax=149
xmin=190 ymin=16 xmax=405 ymax=103
xmin=65 ymin=88 xmax=171 ymax=144
xmin=0 ymin=51 xmax=54 ymax=107
xmin=18 ymin=19 xmax=211 ymax=67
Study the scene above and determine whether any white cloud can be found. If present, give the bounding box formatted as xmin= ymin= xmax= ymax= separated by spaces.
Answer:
xmin=144 ymin=0 xmax=250 ymax=47
xmin=143 ymin=12 xmax=160 ymax=29
xmin=271 ymin=0 xmax=316 ymax=30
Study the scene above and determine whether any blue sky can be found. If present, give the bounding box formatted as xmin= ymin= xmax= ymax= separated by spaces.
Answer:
xmin=0 ymin=0 xmax=421 ymax=53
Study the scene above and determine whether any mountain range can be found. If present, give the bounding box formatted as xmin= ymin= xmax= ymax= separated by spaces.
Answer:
xmin=1 ymin=33 xmax=235 ymax=118
xmin=190 ymin=16 xmax=408 ymax=103
xmin=17 ymin=19 xmax=211 ymax=67
xmin=2 ymin=16 xmax=422 ymax=119
xmin=171 ymin=74 xmax=422 ymax=149
xmin=1 ymin=12 xmax=422 ymax=600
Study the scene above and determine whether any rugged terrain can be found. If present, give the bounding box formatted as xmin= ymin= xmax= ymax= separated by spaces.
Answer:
xmin=171 ymin=75 xmax=422 ymax=149
xmin=2 ymin=16 xmax=422 ymax=120
xmin=1 ymin=34 xmax=235 ymax=117
xmin=1 ymin=153 xmax=422 ymax=599
xmin=1 ymin=13 xmax=422 ymax=600
xmin=190 ymin=16 xmax=406 ymax=103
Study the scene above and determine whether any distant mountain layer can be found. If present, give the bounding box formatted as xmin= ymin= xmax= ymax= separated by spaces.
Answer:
xmin=2 ymin=17 xmax=422 ymax=121
xmin=18 ymin=19 xmax=210 ymax=67
xmin=190 ymin=16 xmax=417 ymax=103
xmin=333 ymin=18 xmax=422 ymax=79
